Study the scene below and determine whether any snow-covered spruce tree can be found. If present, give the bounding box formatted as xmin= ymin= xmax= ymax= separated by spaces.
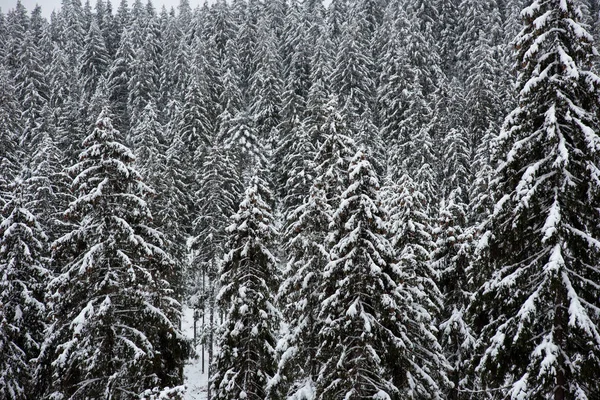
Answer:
xmin=128 ymin=101 xmax=186 ymax=295
xmin=190 ymin=140 xmax=242 ymax=373
xmin=440 ymin=126 xmax=471 ymax=202
xmin=27 ymin=105 xmax=73 ymax=243
xmin=158 ymin=21 xmax=189 ymax=121
xmin=41 ymin=110 xmax=186 ymax=399
xmin=330 ymin=6 xmax=383 ymax=171
xmin=0 ymin=69 xmax=22 ymax=207
xmin=235 ymin=0 xmax=260 ymax=93
xmin=385 ymin=173 xmax=450 ymax=398
xmin=312 ymin=95 xmax=357 ymax=211
xmin=303 ymin=25 xmax=333 ymax=148
xmin=0 ymin=182 xmax=50 ymax=400
xmin=431 ymin=190 xmax=475 ymax=400
xmin=250 ymin=20 xmax=283 ymax=151
xmin=222 ymin=109 xmax=267 ymax=180
xmin=193 ymin=143 xmax=242 ymax=270
xmin=14 ymin=28 xmax=49 ymax=155
xmin=275 ymin=118 xmax=317 ymax=216
xmin=269 ymin=176 xmax=332 ymax=399
xmin=127 ymin=26 xmax=160 ymax=131
xmin=314 ymin=150 xmax=408 ymax=399
xmin=176 ymin=67 xmax=211 ymax=163
xmin=79 ymin=18 xmax=110 ymax=105
xmin=470 ymin=1 xmax=600 ymax=398
xmin=273 ymin=6 xmax=310 ymax=202
xmin=107 ymin=27 xmax=134 ymax=135
xmin=3 ymin=0 xmax=28 ymax=76
xmin=211 ymin=175 xmax=280 ymax=400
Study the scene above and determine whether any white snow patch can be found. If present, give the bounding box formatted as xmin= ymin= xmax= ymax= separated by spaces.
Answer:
xmin=182 ymin=305 xmax=210 ymax=400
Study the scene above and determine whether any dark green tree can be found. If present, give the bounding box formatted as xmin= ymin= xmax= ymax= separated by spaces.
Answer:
xmin=470 ymin=1 xmax=600 ymax=398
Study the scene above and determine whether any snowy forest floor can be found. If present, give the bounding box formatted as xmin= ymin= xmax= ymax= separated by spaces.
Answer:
xmin=182 ymin=306 xmax=209 ymax=400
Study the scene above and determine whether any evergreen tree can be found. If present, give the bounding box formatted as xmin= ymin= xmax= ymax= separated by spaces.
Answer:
xmin=250 ymin=21 xmax=283 ymax=150
xmin=0 ymin=182 xmax=50 ymax=400
xmin=41 ymin=111 xmax=186 ymax=399
xmin=330 ymin=7 xmax=382 ymax=165
xmin=432 ymin=191 xmax=475 ymax=400
xmin=205 ymin=0 xmax=237 ymax=59
xmin=211 ymin=175 xmax=280 ymax=400
xmin=158 ymin=18 xmax=189 ymax=120
xmin=276 ymin=119 xmax=317 ymax=215
xmin=4 ymin=0 xmax=28 ymax=75
xmin=385 ymin=173 xmax=450 ymax=398
xmin=440 ymin=126 xmax=471 ymax=202
xmin=58 ymin=0 xmax=86 ymax=77
xmin=79 ymin=19 xmax=110 ymax=105
xmin=471 ymin=1 xmax=600 ymax=398
xmin=398 ymin=0 xmax=444 ymax=97
xmin=190 ymin=141 xmax=242 ymax=395
xmin=129 ymin=101 xmax=165 ymax=179
xmin=0 ymin=70 xmax=22 ymax=206
xmin=223 ymin=109 xmax=266 ymax=179
xmin=235 ymin=0 xmax=260 ymax=92
xmin=270 ymin=177 xmax=332 ymax=399
xmin=312 ymin=96 xmax=357 ymax=210
xmin=29 ymin=5 xmax=50 ymax=62
xmin=327 ymin=0 xmax=349 ymax=45
xmin=176 ymin=67 xmax=211 ymax=163
xmin=127 ymin=23 xmax=160 ymax=130
xmin=14 ymin=29 xmax=50 ymax=155
xmin=27 ymin=106 xmax=73 ymax=243
xmin=109 ymin=0 xmax=130 ymax=61
xmin=314 ymin=151 xmax=406 ymax=399
xmin=107 ymin=27 xmax=134 ymax=134
xmin=303 ymin=23 xmax=332 ymax=147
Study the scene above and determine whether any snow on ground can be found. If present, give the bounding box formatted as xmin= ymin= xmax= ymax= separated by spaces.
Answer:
xmin=182 ymin=306 xmax=210 ymax=400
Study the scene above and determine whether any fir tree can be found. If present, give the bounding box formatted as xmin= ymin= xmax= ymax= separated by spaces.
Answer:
xmin=0 ymin=70 xmax=21 ymax=206
xmin=270 ymin=177 xmax=332 ymax=399
xmin=330 ymin=7 xmax=381 ymax=165
xmin=250 ymin=21 xmax=283 ymax=150
xmin=190 ymin=142 xmax=242 ymax=378
xmin=314 ymin=150 xmax=406 ymax=399
xmin=276 ymin=119 xmax=317 ymax=215
xmin=223 ymin=109 xmax=266 ymax=179
xmin=385 ymin=173 xmax=450 ymax=398
xmin=107 ymin=28 xmax=134 ymax=134
xmin=127 ymin=24 xmax=160 ymax=130
xmin=79 ymin=19 xmax=110 ymax=104
xmin=431 ymin=191 xmax=475 ymax=400
xmin=211 ymin=175 xmax=280 ymax=400
xmin=4 ymin=0 xmax=28 ymax=74
xmin=471 ymin=1 xmax=600 ymax=398
xmin=312 ymin=96 xmax=357 ymax=210
xmin=27 ymin=106 xmax=73 ymax=243
xmin=0 ymin=182 xmax=50 ymax=400
xmin=14 ymin=29 xmax=50 ymax=155
xmin=40 ymin=111 xmax=186 ymax=399
xmin=303 ymin=24 xmax=333 ymax=149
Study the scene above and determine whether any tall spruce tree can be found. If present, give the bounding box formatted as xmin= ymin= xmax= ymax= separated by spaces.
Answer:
xmin=14 ymin=29 xmax=49 ymax=155
xmin=0 ymin=70 xmax=21 ymax=206
xmin=79 ymin=19 xmax=110 ymax=105
xmin=385 ymin=173 xmax=450 ymax=398
xmin=0 ymin=182 xmax=50 ymax=400
xmin=40 ymin=110 xmax=186 ymax=399
xmin=470 ymin=1 xmax=600 ymax=398
xmin=211 ymin=175 xmax=280 ymax=400
xmin=270 ymin=176 xmax=332 ymax=399
xmin=314 ymin=150 xmax=409 ymax=399
xmin=431 ymin=191 xmax=475 ymax=400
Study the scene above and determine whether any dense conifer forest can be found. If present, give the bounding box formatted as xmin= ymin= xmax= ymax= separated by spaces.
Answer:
xmin=1 ymin=0 xmax=600 ymax=399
